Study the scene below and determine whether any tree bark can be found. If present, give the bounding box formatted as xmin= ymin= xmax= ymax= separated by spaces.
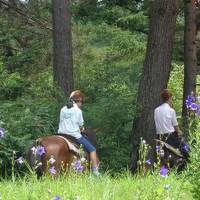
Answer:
xmin=182 ymin=0 xmax=197 ymax=134
xmin=130 ymin=0 xmax=181 ymax=172
xmin=52 ymin=0 xmax=74 ymax=96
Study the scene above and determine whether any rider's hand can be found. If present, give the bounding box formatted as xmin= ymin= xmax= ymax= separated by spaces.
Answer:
xmin=80 ymin=126 xmax=85 ymax=133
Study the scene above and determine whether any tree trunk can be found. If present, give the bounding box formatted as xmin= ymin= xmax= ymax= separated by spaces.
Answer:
xmin=52 ymin=0 xmax=74 ymax=96
xmin=182 ymin=0 xmax=197 ymax=134
xmin=130 ymin=0 xmax=181 ymax=172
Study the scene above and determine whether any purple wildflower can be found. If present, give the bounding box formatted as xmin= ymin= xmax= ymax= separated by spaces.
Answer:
xmin=77 ymin=165 xmax=84 ymax=173
xmin=185 ymin=100 xmax=191 ymax=108
xmin=53 ymin=195 xmax=60 ymax=200
xmin=31 ymin=146 xmax=37 ymax=155
xmin=16 ymin=156 xmax=24 ymax=164
xmin=190 ymin=103 xmax=199 ymax=111
xmin=49 ymin=157 xmax=56 ymax=165
xmin=145 ymin=159 xmax=151 ymax=165
xmin=156 ymin=145 xmax=160 ymax=152
xmin=186 ymin=95 xmax=195 ymax=108
xmin=72 ymin=160 xmax=84 ymax=173
xmin=37 ymin=146 xmax=45 ymax=156
xmin=183 ymin=144 xmax=189 ymax=152
xmin=187 ymin=95 xmax=195 ymax=101
xmin=0 ymin=128 xmax=4 ymax=139
xmin=73 ymin=160 xmax=81 ymax=167
xmin=159 ymin=166 xmax=168 ymax=178
xmin=186 ymin=94 xmax=200 ymax=117
xmin=49 ymin=166 xmax=57 ymax=175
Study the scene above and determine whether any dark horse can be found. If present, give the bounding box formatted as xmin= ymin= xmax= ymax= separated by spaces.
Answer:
xmin=155 ymin=133 xmax=190 ymax=172
xmin=28 ymin=127 xmax=98 ymax=175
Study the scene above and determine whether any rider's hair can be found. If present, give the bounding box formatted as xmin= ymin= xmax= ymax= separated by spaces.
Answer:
xmin=67 ymin=90 xmax=84 ymax=108
xmin=161 ymin=89 xmax=172 ymax=102
xmin=70 ymin=90 xmax=84 ymax=102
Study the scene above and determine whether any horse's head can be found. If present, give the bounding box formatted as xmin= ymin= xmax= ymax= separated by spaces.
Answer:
xmin=83 ymin=126 xmax=99 ymax=148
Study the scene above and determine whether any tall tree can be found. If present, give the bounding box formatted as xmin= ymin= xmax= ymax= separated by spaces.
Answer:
xmin=182 ymin=0 xmax=198 ymax=134
xmin=130 ymin=0 xmax=181 ymax=172
xmin=52 ymin=0 xmax=73 ymax=96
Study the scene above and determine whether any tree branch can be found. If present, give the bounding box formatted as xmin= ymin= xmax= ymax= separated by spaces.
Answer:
xmin=0 ymin=0 xmax=52 ymax=31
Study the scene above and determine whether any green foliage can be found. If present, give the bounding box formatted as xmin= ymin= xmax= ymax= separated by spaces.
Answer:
xmin=0 ymin=69 xmax=27 ymax=100
xmin=72 ymin=22 xmax=146 ymax=172
xmin=168 ymin=63 xmax=184 ymax=116
xmin=0 ymin=10 xmax=145 ymax=174
xmin=0 ymin=0 xmax=52 ymax=77
xmin=173 ymin=16 xmax=184 ymax=62
xmin=117 ymin=11 xmax=149 ymax=33
xmin=0 ymin=62 xmax=66 ymax=175
xmin=0 ymin=96 xmax=62 ymax=176
xmin=72 ymin=2 xmax=150 ymax=35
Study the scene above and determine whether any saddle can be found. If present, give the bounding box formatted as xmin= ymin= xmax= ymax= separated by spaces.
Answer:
xmin=57 ymin=134 xmax=83 ymax=156
xmin=155 ymin=139 xmax=183 ymax=157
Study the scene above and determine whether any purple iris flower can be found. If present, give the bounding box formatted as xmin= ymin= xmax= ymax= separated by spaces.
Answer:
xmin=145 ymin=159 xmax=151 ymax=165
xmin=49 ymin=166 xmax=57 ymax=175
xmin=53 ymin=195 xmax=60 ymax=200
xmin=159 ymin=166 xmax=168 ymax=178
xmin=16 ymin=156 xmax=24 ymax=164
xmin=37 ymin=146 xmax=45 ymax=156
xmin=0 ymin=128 xmax=4 ymax=139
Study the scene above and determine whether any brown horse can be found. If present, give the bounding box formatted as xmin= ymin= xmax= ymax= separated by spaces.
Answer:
xmin=28 ymin=127 xmax=98 ymax=176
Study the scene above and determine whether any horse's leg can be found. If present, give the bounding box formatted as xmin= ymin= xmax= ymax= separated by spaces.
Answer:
xmin=43 ymin=142 xmax=75 ymax=174
xmin=54 ymin=148 xmax=74 ymax=173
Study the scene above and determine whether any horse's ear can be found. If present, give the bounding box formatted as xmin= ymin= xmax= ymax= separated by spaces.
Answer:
xmin=93 ymin=128 xmax=100 ymax=133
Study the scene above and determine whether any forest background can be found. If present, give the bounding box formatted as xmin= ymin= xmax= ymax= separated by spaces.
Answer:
xmin=0 ymin=0 xmax=200 ymax=176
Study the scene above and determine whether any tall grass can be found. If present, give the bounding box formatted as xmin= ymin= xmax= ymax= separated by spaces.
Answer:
xmin=0 ymin=171 xmax=192 ymax=200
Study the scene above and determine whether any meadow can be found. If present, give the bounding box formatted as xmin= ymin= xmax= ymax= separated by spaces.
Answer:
xmin=0 ymin=171 xmax=192 ymax=200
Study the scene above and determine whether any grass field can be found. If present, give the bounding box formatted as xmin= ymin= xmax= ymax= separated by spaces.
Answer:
xmin=0 ymin=171 xmax=192 ymax=200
